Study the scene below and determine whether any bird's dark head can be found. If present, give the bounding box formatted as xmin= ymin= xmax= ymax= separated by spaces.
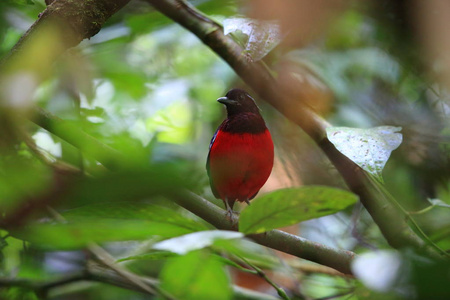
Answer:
xmin=217 ymin=88 xmax=260 ymax=116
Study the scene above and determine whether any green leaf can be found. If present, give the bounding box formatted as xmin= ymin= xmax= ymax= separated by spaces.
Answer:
xmin=13 ymin=203 xmax=208 ymax=250
xmin=0 ymin=287 xmax=38 ymax=300
xmin=0 ymin=157 xmax=52 ymax=216
xmin=160 ymin=250 xmax=232 ymax=300
xmin=327 ymin=126 xmax=403 ymax=182
xmin=7 ymin=0 xmax=34 ymax=5
xmin=63 ymin=202 xmax=206 ymax=232
xmin=153 ymin=230 xmax=244 ymax=255
xmin=63 ymin=166 xmax=196 ymax=208
xmin=239 ymin=186 xmax=358 ymax=234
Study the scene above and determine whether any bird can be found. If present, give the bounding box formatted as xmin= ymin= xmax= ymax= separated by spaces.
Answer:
xmin=206 ymin=88 xmax=274 ymax=217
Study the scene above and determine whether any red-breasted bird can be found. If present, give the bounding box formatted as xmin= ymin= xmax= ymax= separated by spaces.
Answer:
xmin=206 ymin=88 xmax=274 ymax=216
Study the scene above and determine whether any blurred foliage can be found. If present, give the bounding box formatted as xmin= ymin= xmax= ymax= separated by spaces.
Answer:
xmin=0 ymin=0 xmax=449 ymax=300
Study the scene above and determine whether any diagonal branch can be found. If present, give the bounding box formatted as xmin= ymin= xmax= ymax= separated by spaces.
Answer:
xmin=1 ymin=0 xmax=131 ymax=66
xmin=174 ymin=191 xmax=356 ymax=275
xmin=145 ymin=0 xmax=444 ymax=260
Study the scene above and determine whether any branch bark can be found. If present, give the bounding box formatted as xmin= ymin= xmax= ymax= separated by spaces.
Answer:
xmin=1 ymin=0 xmax=131 ymax=66
xmin=175 ymin=191 xmax=355 ymax=275
xmin=145 ymin=0 xmax=444 ymax=260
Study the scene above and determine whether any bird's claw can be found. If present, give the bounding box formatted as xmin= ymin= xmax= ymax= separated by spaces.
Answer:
xmin=225 ymin=208 xmax=239 ymax=228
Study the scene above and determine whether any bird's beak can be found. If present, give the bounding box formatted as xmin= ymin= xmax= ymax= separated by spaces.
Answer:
xmin=217 ymin=97 xmax=238 ymax=105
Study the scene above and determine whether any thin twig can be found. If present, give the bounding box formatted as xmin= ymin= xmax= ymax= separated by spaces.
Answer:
xmin=237 ymin=255 xmax=291 ymax=300
xmin=408 ymin=206 xmax=434 ymax=215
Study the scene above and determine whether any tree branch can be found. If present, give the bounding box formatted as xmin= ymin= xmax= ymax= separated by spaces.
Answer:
xmin=1 ymin=0 xmax=131 ymax=66
xmin=145 ymin=0 xmax=445 ymax=260
xmin=237 ymin=255 xmax=290 ymax=300
xmin=174 ymin=191 xmax=356 ymax=275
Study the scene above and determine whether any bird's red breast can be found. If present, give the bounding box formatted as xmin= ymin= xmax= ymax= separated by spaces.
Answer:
xmin=207 ymin=89 xmax=274 ymax=211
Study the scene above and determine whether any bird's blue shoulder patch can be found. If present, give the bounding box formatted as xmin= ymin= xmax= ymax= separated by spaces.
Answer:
xmin=209 ymin=128 xmax=219 ymax=149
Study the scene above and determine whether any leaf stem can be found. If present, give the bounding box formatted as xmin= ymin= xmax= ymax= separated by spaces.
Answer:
xmin=408 ymin=206 xmax=435 ymax=215
xmin=237 ymin=255 xmax=291 ymax=300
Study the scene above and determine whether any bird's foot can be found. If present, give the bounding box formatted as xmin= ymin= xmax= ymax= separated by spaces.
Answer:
xmin=225 ymin=208 xmax=233 ymax=221
xmin=224 ymin=200 xmax=239 ymax=228
xmin=225 ymin=208 xmax=239 ymax=229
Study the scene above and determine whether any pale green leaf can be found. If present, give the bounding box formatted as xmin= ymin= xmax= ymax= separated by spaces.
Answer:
xmin=153 ymin=230 xmax=243 ymax=255
xmin=327 ymin=126 xmax=402 ymax=181
xmin=428 ymin=198 xmax=450 ymax=209
xmin=223 ymin=18 xmax=281 ymax=61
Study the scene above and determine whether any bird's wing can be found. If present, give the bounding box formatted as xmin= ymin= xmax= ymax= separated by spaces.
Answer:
xmin=206 ymin=128 xmax=220 ymax=198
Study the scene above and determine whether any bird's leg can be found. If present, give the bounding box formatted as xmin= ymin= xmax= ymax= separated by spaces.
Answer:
xmin=224 ymin=199 xmax=239 ymax=229
xmin=224 ymin=199 xmax=234 ymax=221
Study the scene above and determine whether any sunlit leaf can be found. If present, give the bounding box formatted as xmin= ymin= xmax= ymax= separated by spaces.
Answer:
xmin=32 ymin=130 xmax=61 ymax=157
xmin=223 ymin=18 xmax=281 ymax=61
xmin=153 ymin=230 xmax=243 ymax=255
xmin=160 ymin=250 xmax=231 ymax=300
xmin=239 ymin=186 xmax=358 ymax=234
xmin=146 ymin=101 xmax=192 ymax=144
xmin=327 ymin=126 xmax=402 ymax=182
